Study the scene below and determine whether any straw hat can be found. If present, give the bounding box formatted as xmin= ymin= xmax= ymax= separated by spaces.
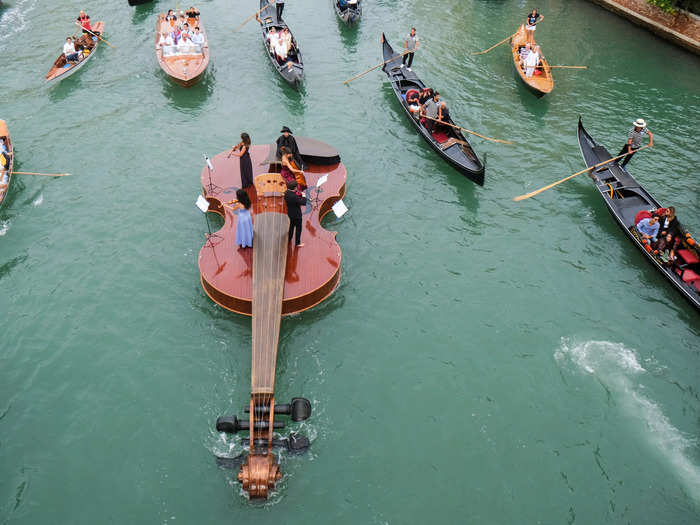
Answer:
xmin=633 ymin=118 xmax=647 ymax=128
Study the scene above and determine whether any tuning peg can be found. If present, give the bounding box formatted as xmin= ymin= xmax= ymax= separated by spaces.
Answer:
xmin=244 ymin=397 xmax=312 ymax=422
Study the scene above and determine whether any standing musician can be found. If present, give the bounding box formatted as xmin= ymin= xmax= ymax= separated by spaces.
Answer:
xmin=525 ymin=8 xmax=543 ymax=45
xmin=276 ymin=126 xmax=304 ymax=169
xmin=229 ymin=132 xmax=254 ymax=189
xmin=285 ymin=180 xmax=306 ymax=248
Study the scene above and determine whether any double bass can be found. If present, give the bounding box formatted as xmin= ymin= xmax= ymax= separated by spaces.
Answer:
xmin=198 ymin=137 xmax=347 ymax=498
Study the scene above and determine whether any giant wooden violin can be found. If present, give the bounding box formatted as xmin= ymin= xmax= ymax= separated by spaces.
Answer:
xmin=198 ymin=137 xmax=346 ymax=498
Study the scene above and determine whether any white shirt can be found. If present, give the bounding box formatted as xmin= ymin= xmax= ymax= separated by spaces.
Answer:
xmin=190 ymin=32 xmax=205 ymax=45
xmin=525 ymin=51 xmax=539 ymax=67
xmin=268 ymin=31 xmax=279 ymax=50
xmin=275 ymin=41 xmax=288 ymax=59
xmin=63 ymin=42 xmax=76 ymax=55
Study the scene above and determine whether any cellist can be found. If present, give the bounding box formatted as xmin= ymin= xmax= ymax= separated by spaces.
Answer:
xmin=280 ymin=147 xmax=307 ymax=191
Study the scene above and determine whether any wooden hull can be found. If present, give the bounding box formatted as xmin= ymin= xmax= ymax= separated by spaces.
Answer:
xmin=381 ymin=34 xmax=484 ymax=185
xmin=259 ymin=0 xmax=304 ymax=87
xmin=45 ymin=22 xmax=104 ymax=83
xmin=333 ymin=0 xmax=361 ymax=25
xmin=0 ymin=120 xmax=13 ymax=208
xmin=155 ymin=14 xmax=209 ymax=87
xmin=511 ymin=25 xmax=553 ymax=97
xmin=577 ymin=118 xmax=700 ymax=310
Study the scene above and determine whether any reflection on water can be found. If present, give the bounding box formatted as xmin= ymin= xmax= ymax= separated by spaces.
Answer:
xmin=131 ymin=2 xmax=158 ymax=26
xmin=160 ymin=69 xmax=215 ymax=112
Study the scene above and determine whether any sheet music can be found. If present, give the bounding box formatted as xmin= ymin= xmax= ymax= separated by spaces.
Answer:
xmin=332 ymin=199 xmax=348 ymax=218
xmin=316 ymin=174 xmax=328 ymax=187
xmin=196 ymin=195 xmax=210 ymax=213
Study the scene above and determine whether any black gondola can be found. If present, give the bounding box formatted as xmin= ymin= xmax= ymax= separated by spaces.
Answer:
xmin=258 ymin=0 xmax=304 ymax=87
xmin=127 ymin=0 xmax=153 ymax=5
xmin=333 ymin=0 xmax=362 ymax=25
xmin=380 ymin=34 xmax=484 ymax=185
xmin=577 ymin=117 xmax=700 ymax=310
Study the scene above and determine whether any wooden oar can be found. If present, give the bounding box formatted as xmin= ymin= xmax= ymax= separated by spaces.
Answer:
xmin=75 ymin=22 xmax=116 ymax=49
xmin=423 ymin=117 xmax=512 ymax=145
xmin=513 ymin=145 xmax=651 ymax=202
xmin=344 ymin=50 xmax=412 ymax=85
xmin=8 ymin=171 xmax=71 ymax=177
xmin=233 ymin=1 xmax=273 ymax=32
xmin=472 ymin=33 xmax=516 ymax=55
xmin=542 ymin=65 xmax=588 ymax=69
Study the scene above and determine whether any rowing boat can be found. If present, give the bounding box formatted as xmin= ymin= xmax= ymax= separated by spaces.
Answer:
xmin=380 ymin=34 xmax=484 ymax=185
xmin=510 ymin=24 xmax=553 ymax=97
xmin=577 ymin=117 xmax=700 ymax=310
xmin=155 ymin=12 xmax=209 ymax=87
xmin=258 ymin=0 xmax=304 ymax=87
xmin=332 ymin=0 xmax=361 ymax=25
xmin=45 ymin=22 xmax=104 ymax=83
xmin=0 ymin=120 xmax=13 ymax=207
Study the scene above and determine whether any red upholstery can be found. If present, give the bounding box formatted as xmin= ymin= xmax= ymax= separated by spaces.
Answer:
xmin=634 ymin=210 xmax=652 ymax=225
xmin=677 ymin=249 xmax=700 ymax=264
xmin=654 ymin=207 xmax=667 ymax=217
xmin=695 ymin=281 xmax=700 ymax=292
xmin=419 ymin=117 xmax=427 ymax=126
xmin=681 ymin=269 xmax=700 ymax=283
xmin=405 ymin=89 xmax=419 ymax=101
xmin=432 ymin=131 xmax=449 ymax=143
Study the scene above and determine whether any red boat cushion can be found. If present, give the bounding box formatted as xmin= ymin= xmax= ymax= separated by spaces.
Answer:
xmin=695 ymin=281 xmax=700 ymax=292
xmin=654 ymin=207 xmax=667 ymax=217
xmin=419 ymin=117 xmax=427 ymax=126
xmin=677 ymin=249 xmax=700 ymax=264
xmin=432 ymin=131 xmax=449 ymax=143
xmin=681 ymin=269 xmax=700 ymax=283
xmin=405 ymin=89 xmax=419 ymax=101
xmin=534 ymin=69 xmax=542 ymax=76
xmin=635 ymin=210 xmax=652 ymax=225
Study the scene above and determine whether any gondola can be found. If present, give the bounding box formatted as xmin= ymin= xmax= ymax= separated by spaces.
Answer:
xmin=332 ymin=0 xmax=361 ymax=25
xmin=45 ymin=22 xmax=104 ymax=83
xmin=155 ymin=12 xmax=209 ymax=87
xmin=577 ymin=117 xmax=700 ymax=310
xmin=380 ymin=34 xmax=484 ymax=185
xmin=128 ymin=0 xmax=153 ymax=5
xmin=0 ymin=120 xmax=13 ymax=208
xmin=258 ymin=0 xmax=304 ymax=87
xmin=510 ymin=24 xmax=553 ymax=97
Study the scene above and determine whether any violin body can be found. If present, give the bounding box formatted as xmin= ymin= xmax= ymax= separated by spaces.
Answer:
xmin=290 ymin=159 xmax=308 ymax=190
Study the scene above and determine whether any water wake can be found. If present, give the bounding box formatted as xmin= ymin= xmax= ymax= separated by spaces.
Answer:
xmin=555 ymin=339 xmax=700 ymax=503
xmin=0 ymin=0 xmax=37 ymax=44
xmin=0 ymin=220 xmax=9 ymax=236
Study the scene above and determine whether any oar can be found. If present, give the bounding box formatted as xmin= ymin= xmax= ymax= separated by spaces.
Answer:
xmin=233 ymin=1 xmax=273 ymax=32
xmin=472 ymin=33 xmax=516 ymax=55
xmin=343 ymin=50 xmax=412 ymax=85
xmin=8 ymin=171 xmax=71 ymax=177
xmin=542 ymin=65 xmax=588 ymax=69
xmin=513 ymin=145 xmax=651 ymax=202
xmin=75 ymin=22 xmax=116 ymax=49
xmin=423 ymin=117 xmax=513 ymax=145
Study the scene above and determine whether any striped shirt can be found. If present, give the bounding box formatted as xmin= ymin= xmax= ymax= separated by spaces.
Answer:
xmin=628 ymin=127 xmax=649 ymax=149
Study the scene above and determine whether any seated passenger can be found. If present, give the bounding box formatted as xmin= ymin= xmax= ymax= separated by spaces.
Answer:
xmin=421 ymin=91 xmax=441 ymax=132
xmin=636 ymin=215 xmax=660 ymax=243
xmin=186 ymin=6 xmax=200 ymax=19
xmin=275 ymin=39 xmax=288 ymax=62
xmin=267 ymin=27 xmax=279 ymax=52
xmin=658 ymin=206 xmax=679 ymax=237
xmin=519 ymin=43 xmax=531 ymax=68
xmin=338 ymin=0 xmax=348 ymax=9
xmin=165 ymin=9 xmax=177 ymax=22
xmin=178 ymin=13 xmax=187 ymax=29
xmin=63 ymin=37 xmax=80 ymax=62
xmin=406 ymin=90 xmax=420 ymax=116
xmin=280 ymin=27 xmax=293 ymax=54
xmin=438 ymin=101 xmax=451 ymax=131
xmin=172 ymin=28 xmax=182 ymax=44
xmin=0 ymin=149 xmax=9 ymax=187
xmin=656 ymin=233 xmax=680 ymax=266
xmin=0 ymin=138 xmax=7 ymax=154
xmin=178 ymin=33 xmax=196 ymax=50
xmin=418 ymin=87 xmax=433 ymax=105
xmin=181 ymin=22 xmax=192 ymax=38
xmin=190 ymin=26 xmax=205 ymax=46
xmin=524 ymin=46 xmax=540 ymax=78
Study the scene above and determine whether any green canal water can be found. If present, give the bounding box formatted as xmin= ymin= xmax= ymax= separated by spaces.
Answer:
xmin=1 ymin=0 xmax=699 ymax=522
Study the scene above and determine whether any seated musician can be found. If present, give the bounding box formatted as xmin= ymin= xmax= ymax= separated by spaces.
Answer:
xmin=190 ymin=26 xmax=205 ymax=46
xmin=280 ymin=147 xmax=304 ymax=186
xmin=186 ymin=6 xmax=200 ymax=19
xmin=636 ymin=215 xmax=660 ymax=243
xmin=63 ymin=37 xmax=81 ymax=62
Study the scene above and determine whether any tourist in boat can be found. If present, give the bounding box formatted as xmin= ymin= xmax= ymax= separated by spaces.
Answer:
xmin=165 ymin=9 xmax=177 ymax=22
xmin=275 ymin=38 xmax=289 ymax=63
xmin=421 ymin=91 xmax=441 ymax=133
xmin=338 ymin=0 xmax=348 ymax=9
xmin=177 ymin=13 xmax=187 ymax=30
xmin=63 ymin=37 xmax=80 ymax=63
xmin=185 ymin=6 xmax=200 ymax=19
xmin=190 ymin=26 xmax=205 ymax=46
xmin=656 ymin=233 xmax=680 ymax=266
xmin=657 ymin=206 xmax=679 ymax=237
xmin=524 ymin=45 xmax=540 ymax=78
xmin=181 ymin=22 xmax=191 ymax=39
xmin=519 ymin=43 xmax=531 ymax=69
xmin=406 ymin=90 xmax=421 ymax=116
xmin=0 ymin=148 xmax=9 ymax=188
xmin=171 ymin=27 xmax=182 ymax=44
xmin=230 ymin=133 xmax=254 ymax=188
xmin=403 ymin=27 xmax=419 ymax=69
xmin=617 ymin=119 xmax=653 ymax=168
xmin=636 ymin=215 xmax=660 ymax=243
xmin=437 ymin=101 xmax=451 ymax=132
xmin=525 ymin=9 xmax=543 ymax=44
xmin=157 ymin=32 xmax=173 ymax=48
xmin=418 ymin=87 xmax=433 ymax=105
xmin=285 ymin=180 xmax=306 ymax=248
xmin=276 ymin=126 xmax=304 ymax=168
xmin=280 ymin=146 xmax=304 ymax=186
xmin=227 ymin=189 xmax=253 ymax=249
xmin=177 ymin=32 xmax=196 ymax=50
xmin=280 ymin=27 xmax=293 ymax=54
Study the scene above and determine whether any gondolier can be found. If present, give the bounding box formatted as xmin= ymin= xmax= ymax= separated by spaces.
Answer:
xmin=525 ymin=9 xmax=543 ymax=44
xmin=276 ymin=0 xmax=285 ymax=20
xmin=617 ymin=118 xmax=653 ymax=168
xmin=403 ymin=28 xmax=419 ymax=69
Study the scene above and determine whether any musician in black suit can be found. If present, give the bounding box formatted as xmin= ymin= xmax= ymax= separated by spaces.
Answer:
xmin=285 ymin=180 xmax=306 ymax=247
xmin=276 ymin=126 xmax=304 ymax=169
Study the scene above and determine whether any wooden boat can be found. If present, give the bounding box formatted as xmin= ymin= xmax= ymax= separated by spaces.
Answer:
xmin=0 ymin=120 xmax=13 ymax=207
xmin=577 ymin=118 xmax=700 ymax=310
xmin=333 ymin=0 xmax=361 ymax=25
xmin=510 ymin=24 xmax=553 ymax=97
xmin=155 ymin=12 xmax=209 ymax=87
xmin=45 ymin=22 xmax=104 ymax=83
xmin=258 ymin=0 xmax=304 ymax=87
xmin=380 ymin=34 xmax=484 ymax=185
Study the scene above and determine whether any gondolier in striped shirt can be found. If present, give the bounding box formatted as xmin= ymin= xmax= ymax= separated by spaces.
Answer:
xmin=617 ymin=118 xmax=653 ymax=168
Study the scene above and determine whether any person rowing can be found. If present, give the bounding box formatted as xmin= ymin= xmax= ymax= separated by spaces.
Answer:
xmin=616 ymin=118 xmax=654 ymax=169
xmin=525 ymin=8 xmax=543 ymax=45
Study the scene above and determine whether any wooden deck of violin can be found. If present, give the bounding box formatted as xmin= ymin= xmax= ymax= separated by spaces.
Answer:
xmin=198 ymin=140 xmax=347 ymax=316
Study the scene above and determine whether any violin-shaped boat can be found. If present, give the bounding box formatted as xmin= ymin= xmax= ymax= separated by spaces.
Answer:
xmin=380 ymin=34 xmax=484 ymax=185
xmin=578 ymin=117 xmax=700 ymax=310
xmin=258 ymin=0 xmax=304 ymax=87
xmin=0 ymin=120 xmax=13 ymax=207
xmin=333 ymin=0 xmax=362 ymax=25
xmin=155 ymin=11 xmax=209 ymax=87
xmin=45 ymin=22 xmax=104 ymax=83
xmin=510 ymin=24 xmax=553 ymax=97
xmin=199 ymin=137 xmax=347 ymax=498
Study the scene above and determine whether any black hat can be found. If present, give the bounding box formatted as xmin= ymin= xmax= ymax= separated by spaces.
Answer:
xmin=280 ymin=126 xmax=292 ymax=134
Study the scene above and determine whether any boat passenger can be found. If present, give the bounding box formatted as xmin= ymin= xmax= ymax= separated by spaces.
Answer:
xmin=276 ymin=126 xmax=304 ymax=169
xmin=178 ymin=13 xmax=188 ymax=29
xmin=406 ymin=90 xmax=421 ymax=116
xmin=186 ymin=6 xmax=200 ymax=19
xmin=177 ymin=32 xmax=196 ymax=50
xmin=77 ymin=11 xmax=91 ymax=34
xmin=275 ymin=40 xmax=288 ymax=62
xmin=438 ymin=101 xmax=451 ymax=131
xmin=403 ymin=27 xmax=419 ymax=69
xmin=524 ymin=45 xmax=540 ymax=78
xmin=171 ymin=27 xmax=182 ymax=44
xmin=267 ymin=27 xmax=280 ymax=52
xmin=190 ymin=26 xmax=205 ymax=46
xmin=658 ymin=206 xmax=679 ymax=237
xmin=421 ymin=91 xmax=441 ymax=132
xmin=636 ymin=216 xmax=660 ymax=243
xmin=519 ymin=43 xmax=531 ymax=68
xmin=280 ymin=28 xmax=293 ymax=54
xmin=165 ymin=10 xmax=177 ymax=23
xmin=157 ymin=32 xmax=174 ymax=48
xmin=525 ymin=9 xmax=543 ymax=45
xmin=617 ymin=119 xmax=653 ymax=168
xmin=656 ymin=233 xmax=680 ymax=266
xmin=63 ymin=37 xmax=80 ymax=62
xmin=418 ymin=87 xmax=433 ymax=105
xmin=338 ymin=0 xmax=348 ymax=9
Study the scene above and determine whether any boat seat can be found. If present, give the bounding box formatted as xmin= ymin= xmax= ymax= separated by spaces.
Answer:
xmin=681 ymin=269 xmax=699 ymax=283
xmin=432 ymin=131 xmax=449 ymax=143
xmin=677 ymin=249 xmax=700 ymax=265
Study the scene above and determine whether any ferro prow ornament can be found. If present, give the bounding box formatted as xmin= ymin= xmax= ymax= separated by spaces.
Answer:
xmin=198 ymin=138 xmax=347 ymax=498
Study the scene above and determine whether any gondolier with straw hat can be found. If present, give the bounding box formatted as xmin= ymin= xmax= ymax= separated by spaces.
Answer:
xmin=615 ymin=118 xmax=653 ymax=169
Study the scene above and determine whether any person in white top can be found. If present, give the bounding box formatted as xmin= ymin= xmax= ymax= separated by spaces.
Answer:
xmin=267 ymin=27 xmax=280 ymax=52
xmin=190 ymin=26 xmax=205 ymax=46
xmin=275 ymin=40 xmax=288 ymax=62
xmin=63 ymin=37 xmax=80 ymax=62
xmin=280 ymin=27 xmax=292 ymax=54
xmin=519 ymin=42 xmax=531 ymax=69
xmin=178 ymin=33 xmax=195 ymax=49
xmin=524 ymin=45 xmax=540 ymax=78
xmin=157 ymin=32 xmax=174 ymax=48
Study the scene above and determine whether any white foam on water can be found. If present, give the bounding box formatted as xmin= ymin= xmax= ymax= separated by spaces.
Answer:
xmin=0 ymin=0 xmax=37 ymax=44
xmin=33 ymin=194 xmax=43 ymax=206
xmin=0 ymin=220 xmax=9 ymax=236
xmin=556 ymin=339 xmax=700 ymax=503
